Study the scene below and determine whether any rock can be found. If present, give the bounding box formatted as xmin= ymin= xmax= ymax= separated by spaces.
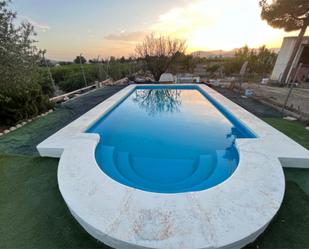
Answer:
xmin=145 ymin=76 xmax=155 ymax=83
xmin=113 ymin=77 xmax=129 ymax=85
xmin=101 ymin=78 xmax=114 ymax=86
xmin=132 ymin=71 xmax=155 ymax=83
xmin=16 ymin=124 xmax=22 ymax=128
xmin=209 ymin=79 xmax=221 ymax=86
xmin=3 ymin=129 xmax=10 ymax=134
xmin=305 ymin=127 xmax=309 ymax=131
xmin=48 ymin=109 xmax=53 ymax=113
xmin=22 ymin=121 xmax=27 ymax=125
xmin=135 ymin=77 xmax=146 ymax=83
xmin=9 ymin=126 xmax=16 ymax=131
xmin=0 ymin=132 xmax=3 ymax=136
xmin=27 ymin=119 xmax=32 ymax=122
xmin=283 ymin=116 xmax=297 ymax=121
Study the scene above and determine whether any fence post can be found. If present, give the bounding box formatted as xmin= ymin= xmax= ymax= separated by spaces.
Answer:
xmin=79 ymin=53 xmax=87 ymax=86
xmin=281 ymin=63 xmax=303 ymax=115
xmin=42 ymin=51 xmax=56 ymax=95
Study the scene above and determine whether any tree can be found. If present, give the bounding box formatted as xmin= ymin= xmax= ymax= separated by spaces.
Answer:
xmin=223 ymin=46 xmax=252 ymax=75
xmin=135 ymin=33 xmax=186 ymax=81
xmin=178 ymin=53 xmax=197 ymax=73
xmin=109 ymin=56 xmax=116 ymax=63
xmin=88 ymin=58 xmax=97 ymax=64
xmin=168 ymin=52 xmax=199 ymax=74
xmin=260 ymin=0 xmax=309 ymax=83
xmin=0 ymin=0 xmax=52 ymax=125
xmin=73 ymin=55 xmax=86 ymax=64
xmin=119 ymin=56 xmax=126 ymax=63
xmin=222 ymin=45 xmax=277 ymax=76
xmin=132 ymin=89 xmax=181 ymax=116
xmin=206 ymin=64 xmax=221 ymax=76
xmin=254 ymin=45 xmax=277 ymax=76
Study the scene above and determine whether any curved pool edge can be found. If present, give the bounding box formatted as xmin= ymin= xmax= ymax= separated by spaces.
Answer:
xmin=57 ymin=133 xmax=285 ymax=249
xmin=37 ymin=84 xmax=309 ymax=249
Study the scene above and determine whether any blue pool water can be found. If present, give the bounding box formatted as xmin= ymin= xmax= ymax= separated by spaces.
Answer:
xmin=87 ymin=86 xmax=255 ymax=193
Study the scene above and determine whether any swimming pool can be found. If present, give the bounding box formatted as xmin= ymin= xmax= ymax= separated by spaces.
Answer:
xmin=38 ymin=84 xmax=309 ymax=249
xmin=87 ymin=86 xmax=256 ymax=193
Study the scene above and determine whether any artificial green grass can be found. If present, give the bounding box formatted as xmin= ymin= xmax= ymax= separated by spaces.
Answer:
xmin=0 ymin=110 xmax=71 ymax=156
xmin=284 ymin=168 xmax=309 ymax=195
xmin=248 ymin=118 xmax=309 ymax=248
xmin=263 ymin=118 xmax=309 ymax=149
xmin=245 ymin=179 xmax=309 ymax=249
xmin=1 ymin=154 xmax=309 ymax=249
xmin=0 ymin=154 xmax=110 ymax=249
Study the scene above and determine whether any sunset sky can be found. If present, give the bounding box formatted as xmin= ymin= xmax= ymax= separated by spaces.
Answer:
xmin=12 ymin=0 xmax=309 ymax=61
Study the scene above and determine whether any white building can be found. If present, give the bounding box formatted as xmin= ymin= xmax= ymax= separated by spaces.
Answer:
xmin=271 ymin=36 xmax=309 ymax=83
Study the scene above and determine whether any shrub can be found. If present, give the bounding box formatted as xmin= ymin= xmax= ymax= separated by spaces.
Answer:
xmin=41 ymin=62 xmax=139 ymax=93
xmin=58 ymin=72 xmax=87 ymax=92
xmin=0 ymin=82 xmax=53 ymax=125
xmin=222 ymin=45 xmax=277 ymax=77
xmin=37 ymin=69 xmax=55 ymax=97
xmin=0 ymin=0 xmax=52 ymax=125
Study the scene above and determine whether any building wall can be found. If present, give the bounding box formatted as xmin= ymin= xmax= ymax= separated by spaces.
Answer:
xmin=270 ymin=36 xmax=309 ymax=82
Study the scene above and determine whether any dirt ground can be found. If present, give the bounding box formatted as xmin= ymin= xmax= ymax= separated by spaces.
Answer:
xmin=212 ymin=86 xmax=283 ymax=118
xmin=217 ymin=82 xmax=309 ymax=119
xmin=244 ymin=83 xmax=309 ymax=117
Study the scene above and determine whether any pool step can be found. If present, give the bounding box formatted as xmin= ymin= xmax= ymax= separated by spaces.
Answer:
xmin=99 ymin=145 xmax=133 ymax=185
xmin=115 ymin=152 xmax=216 ymax=191
xmin=98 ymin=146 xmax=234 ymax=192
xmin=116 ymin=151 xmax=154 ymax=186
xmin=130 ymin=156 xmax=197 ymax=184
xmin=116 ymin=152 xmax=199 ymax=186
xmin=190 ymin=150 xmax=234 ymax=190
xmin=175 ymin=154 xmax=215 ymax=188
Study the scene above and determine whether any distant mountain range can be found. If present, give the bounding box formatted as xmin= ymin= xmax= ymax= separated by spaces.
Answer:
xmin=48 ymin=48 xmax=281 ymax=63
xmin=191 ymin=50 xmax=236 ymax=58
xmin=191 ymin=48 xmax=280 ymax=58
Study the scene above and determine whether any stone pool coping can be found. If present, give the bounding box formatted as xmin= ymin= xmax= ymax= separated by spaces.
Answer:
xmin=37 ymin=84 xmax=309 ymax=249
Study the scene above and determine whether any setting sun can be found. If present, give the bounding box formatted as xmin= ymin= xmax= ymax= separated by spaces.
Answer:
xmin=151 ymin=0 xmax=296 ymax=52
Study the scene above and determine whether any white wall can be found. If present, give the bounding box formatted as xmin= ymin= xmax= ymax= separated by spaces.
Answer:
xmin=271 ymin=37 xmax=309 ymax=82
